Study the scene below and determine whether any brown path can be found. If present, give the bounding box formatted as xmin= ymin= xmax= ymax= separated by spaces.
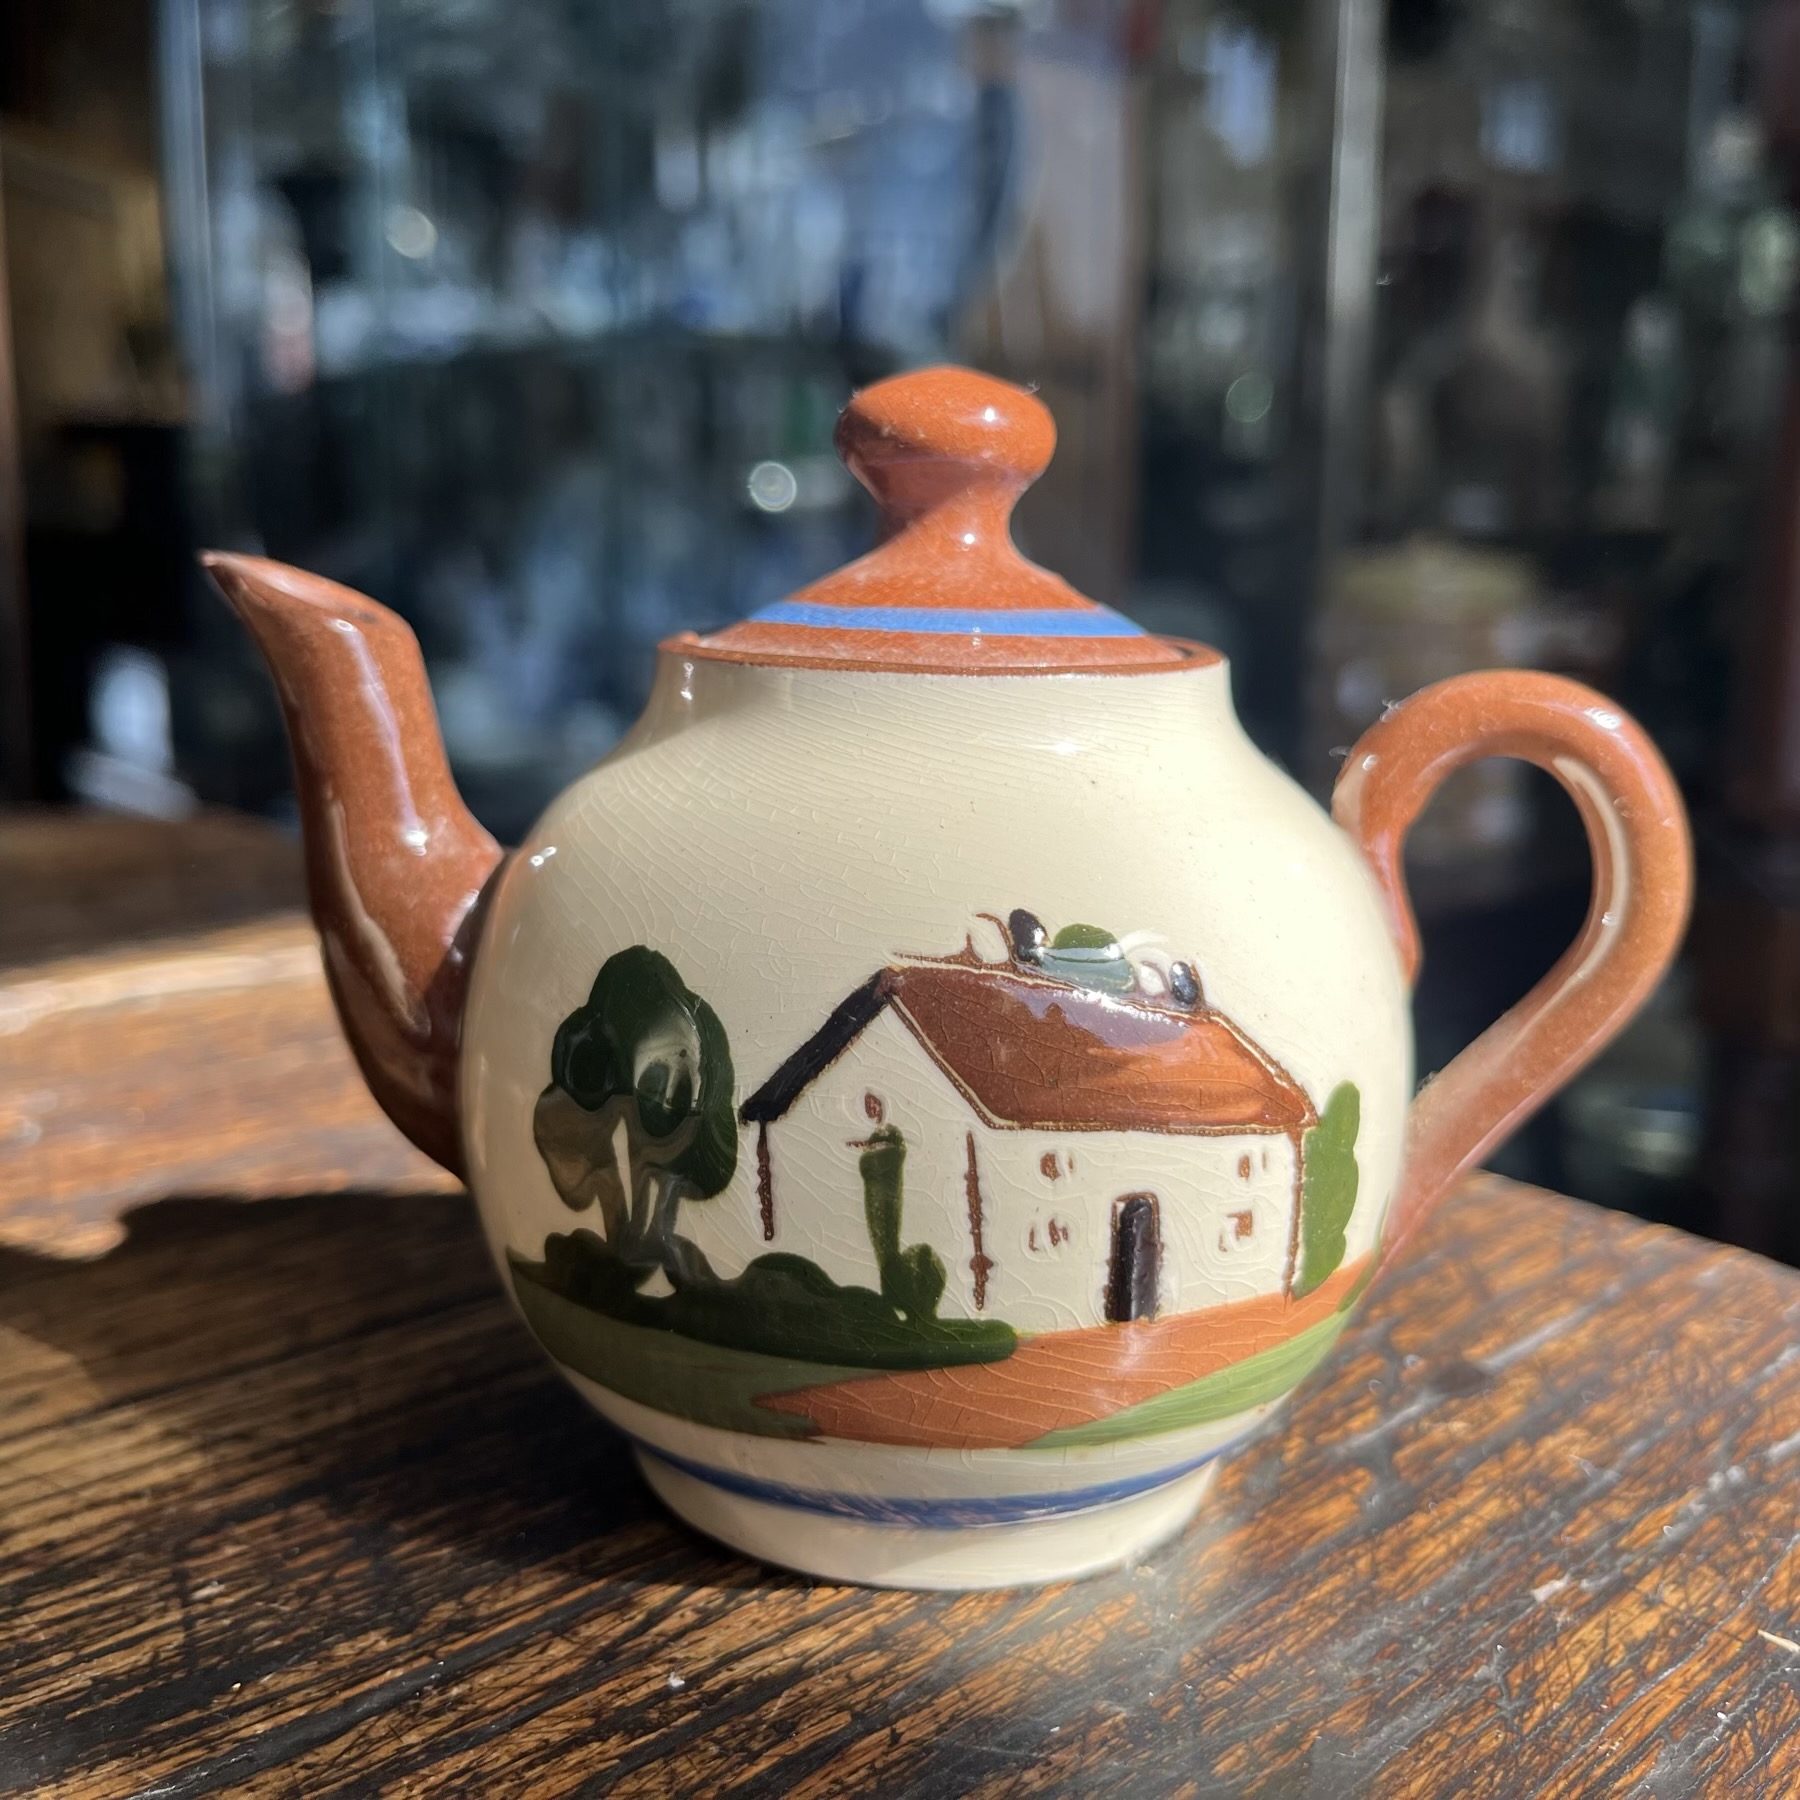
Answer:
xmin=758 ymin=1255 xmax=1371 ymax=1449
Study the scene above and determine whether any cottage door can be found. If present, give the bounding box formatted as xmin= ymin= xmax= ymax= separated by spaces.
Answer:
xmin=1106 ymin=1193 xmax=1162 ymax=1323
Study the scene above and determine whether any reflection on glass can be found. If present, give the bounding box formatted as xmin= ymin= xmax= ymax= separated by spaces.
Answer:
xmin=1321 ymin=0 xmax=1796 ymax=1212
xmin=155 ymin=0 xmax=1792 ymax=1214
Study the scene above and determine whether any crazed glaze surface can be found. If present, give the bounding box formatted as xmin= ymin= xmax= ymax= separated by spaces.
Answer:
xmin=460 ymin=656 xmax=1409 ymax=1581
xmin=204 ymin=364 xmax=1693 ymax=1588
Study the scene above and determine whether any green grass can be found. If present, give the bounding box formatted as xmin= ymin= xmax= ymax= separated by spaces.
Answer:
xmin=511 ymin=1230 xmax=1015 ymax=1370
xmin=1026 ymin=1309 xmax=1353 ymax=1448
xmin=513 ymin=1236 xmax=1359 ymax=1449
xmin=511 ymin=1271 xmax=882 ymax=1439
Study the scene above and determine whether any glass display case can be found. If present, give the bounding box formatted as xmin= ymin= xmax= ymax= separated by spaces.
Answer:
xmin=159 ymin=0 xmax=1361 ymax=836
xmin=1319 ymin=0 xmax=1795 ymax=1209
xmin=152 ymin=0 xmax=1799 ymax=1221
xmin=1321 ymin=0 xmax=1791 ymax=835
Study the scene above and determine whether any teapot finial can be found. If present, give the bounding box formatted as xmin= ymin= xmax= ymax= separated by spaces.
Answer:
xmin=835 ymin=366 xmax=1055 ymax=533
xmin=684 ymin=364 xmax=1196 ymax=674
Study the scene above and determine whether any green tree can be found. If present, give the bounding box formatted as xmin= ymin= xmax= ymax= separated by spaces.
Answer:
xmin=532 ymin=947 xmax=737 ymax=1282
xmin=858 ymin=1125 xmax=947 ymax=1320
xmin=1295 ymin=1082 xmax=1360 ymax=1299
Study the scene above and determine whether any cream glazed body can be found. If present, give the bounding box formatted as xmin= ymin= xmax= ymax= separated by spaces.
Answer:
xmin=457 ymin=650 xmax=1413 ymax=1585
xmin=205 ymin=364 xmax=1690 ymax=1592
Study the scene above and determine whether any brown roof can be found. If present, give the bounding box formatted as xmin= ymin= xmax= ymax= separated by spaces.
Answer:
xmin=740 ymin=962 xmax=1315 ymax=1136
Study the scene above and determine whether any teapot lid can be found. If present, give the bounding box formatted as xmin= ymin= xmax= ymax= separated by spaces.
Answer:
xmin=676 ymin=367 xmax=1203 ymax=675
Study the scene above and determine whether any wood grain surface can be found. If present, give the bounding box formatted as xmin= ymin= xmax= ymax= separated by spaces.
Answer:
xmin=4 ymin=816 xmax=1798 ymax=1795
xmin=2 ymin=1173 xmax=1798 ymax=1799
xmin=0 ymin=812 xmax=451 ymax=1258
xmin=0 ymin=811 xmax=305 ymax=969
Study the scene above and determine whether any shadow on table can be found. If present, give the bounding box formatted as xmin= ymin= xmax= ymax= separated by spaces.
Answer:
xmin=0 ymin=1186 xmax=789 ymax=1604
xmin=7 ymin=1173 xmax=1791 ymax=1798
xmin=0 ymin=1187 xmax=1340 ymax=1797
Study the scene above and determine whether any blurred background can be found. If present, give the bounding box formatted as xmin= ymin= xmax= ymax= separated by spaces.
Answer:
xmin=5 ymin=0 xmax=1800 ymax=1256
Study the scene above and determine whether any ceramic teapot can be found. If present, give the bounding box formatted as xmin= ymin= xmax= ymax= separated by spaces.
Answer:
xmin=204 ymin=367 xmax=1691 ymax=1589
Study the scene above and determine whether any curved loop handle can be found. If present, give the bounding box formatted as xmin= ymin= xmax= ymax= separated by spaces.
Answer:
xmin=1332 ymin=671 xmax=1693 ymax=1260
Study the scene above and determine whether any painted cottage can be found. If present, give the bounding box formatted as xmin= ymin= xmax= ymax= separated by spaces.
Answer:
xmin=734 ymin=913 xmax=1319 ymax=1337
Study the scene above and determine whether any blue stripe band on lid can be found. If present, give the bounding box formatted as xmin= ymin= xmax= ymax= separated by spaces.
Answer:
xmin=747 ymin=601 xmax=1147 ymax=638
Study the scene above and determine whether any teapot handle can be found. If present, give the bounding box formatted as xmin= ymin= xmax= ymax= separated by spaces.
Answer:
xmin=1331 ymin=671 xmax=1693 ymax=1262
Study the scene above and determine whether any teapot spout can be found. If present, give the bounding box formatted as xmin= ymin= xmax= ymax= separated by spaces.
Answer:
xmin=203 ymin=553 xmax=502 ymax=1175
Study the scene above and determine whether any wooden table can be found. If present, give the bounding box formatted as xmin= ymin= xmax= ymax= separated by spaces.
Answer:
xmin=0 ymin=812 xmax=452 ymax=1259
xmin=5 ymin=816 xmax=1800 ymax=1796
xmin=5 ymin=1181 xmax=1800 ymax=1798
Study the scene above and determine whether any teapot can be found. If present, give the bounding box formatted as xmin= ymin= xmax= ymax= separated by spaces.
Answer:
xmin=204 ymin=367 xmax=1691 ymax=1589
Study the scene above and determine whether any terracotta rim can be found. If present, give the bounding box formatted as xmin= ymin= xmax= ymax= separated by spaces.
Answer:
xmin=662 ymin=630 xmax=1223 ymax=677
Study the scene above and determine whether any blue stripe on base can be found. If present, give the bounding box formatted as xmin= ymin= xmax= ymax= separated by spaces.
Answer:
xmin=747 ymin=601 xmax=1146 ymax=638
xmin=632 ymin=1435 xmax=1249 ymax=1530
